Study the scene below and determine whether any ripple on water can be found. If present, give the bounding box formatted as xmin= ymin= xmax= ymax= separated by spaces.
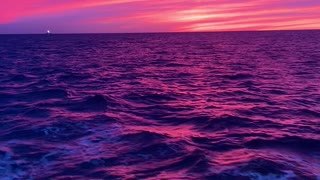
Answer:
xmin=134 ymin=149 xmax=209 ymax=177
xmin=23 ymin=108 xmax=51 ymax=118
xmin=21 ymin=88 xmax=68 ymax=101
xmin=0 ymin=32 xmax=320 ymax=179
xmin=67 ymin=94 xmax=118 ymax=112
xmin=120 ymin=131 xmax=168 ymax=144
xmin=208 ymin=157 xmax=317 ymax=180
xmin=245 ymin=136 xmax=320 ymax=153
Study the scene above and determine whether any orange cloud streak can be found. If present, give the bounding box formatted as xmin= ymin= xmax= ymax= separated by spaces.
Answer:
xmin=1 ymin=0 xmax=319 ymax=33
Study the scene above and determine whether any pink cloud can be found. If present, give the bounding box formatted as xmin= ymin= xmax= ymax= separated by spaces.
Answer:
xmin=1 ymin=0 xmax=319 ymax=33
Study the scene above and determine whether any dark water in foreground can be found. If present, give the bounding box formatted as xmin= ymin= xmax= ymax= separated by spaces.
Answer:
xmin=0 ymin=31 xmax=320 ymax=179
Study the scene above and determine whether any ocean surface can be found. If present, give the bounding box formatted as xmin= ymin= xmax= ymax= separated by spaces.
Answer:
xmin=0 ymin=31 xmax=320 ymax=180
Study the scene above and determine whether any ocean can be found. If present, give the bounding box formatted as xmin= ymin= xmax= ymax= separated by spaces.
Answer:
xmin=0 ymin=31 xmax=320 ymax=179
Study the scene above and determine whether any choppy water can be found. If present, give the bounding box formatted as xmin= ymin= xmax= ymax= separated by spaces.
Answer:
xmin=0 ymin=31 xmax=320 ymax=179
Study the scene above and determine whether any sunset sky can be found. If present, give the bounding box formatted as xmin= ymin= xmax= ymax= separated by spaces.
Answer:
xmin=1 ymin=0 xmax=320 ymax=33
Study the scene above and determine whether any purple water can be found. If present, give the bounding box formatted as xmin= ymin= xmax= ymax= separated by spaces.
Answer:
xmin=0 ymin=31 xmax=320 ymax=179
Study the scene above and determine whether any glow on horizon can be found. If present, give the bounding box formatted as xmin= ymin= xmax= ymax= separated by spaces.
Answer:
xmin=0 ymin=0 xmax=320 ymax=33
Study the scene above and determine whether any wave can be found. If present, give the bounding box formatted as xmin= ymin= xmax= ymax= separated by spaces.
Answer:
xmin=245 ymin=136 xmax=320 ymax=152
xmin=1 ymin=32 xmax=320 ymax=179
xmin=67 ymin=94 xmax=118 ymax=112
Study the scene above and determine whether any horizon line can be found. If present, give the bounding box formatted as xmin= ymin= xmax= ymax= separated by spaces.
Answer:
xmin=0 ymin=29 xmax=319 ymax=35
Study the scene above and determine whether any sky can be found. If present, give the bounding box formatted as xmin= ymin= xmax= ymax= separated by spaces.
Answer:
xmin=0 ymin=0 xmax=320 ymax=33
